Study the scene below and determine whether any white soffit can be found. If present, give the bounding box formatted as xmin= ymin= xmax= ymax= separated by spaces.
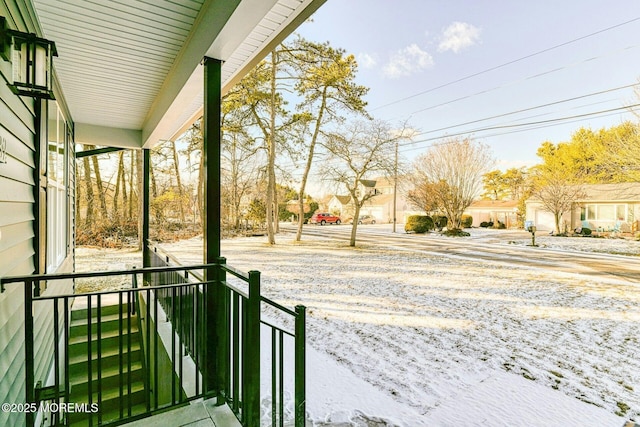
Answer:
xmin=31 ymin=0 xmax=326 ymax=149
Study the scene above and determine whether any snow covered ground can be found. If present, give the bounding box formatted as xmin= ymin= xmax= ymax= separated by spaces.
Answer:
xmin=77 ymin=228 xmax=640 ymax=426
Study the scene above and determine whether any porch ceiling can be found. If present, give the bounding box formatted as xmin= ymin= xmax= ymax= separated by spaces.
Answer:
xmin=31 ymin=0 xmax=325 ymax=149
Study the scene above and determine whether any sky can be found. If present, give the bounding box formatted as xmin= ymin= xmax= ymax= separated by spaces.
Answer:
xmin=293 ymin=0 xmax=640 ymax=171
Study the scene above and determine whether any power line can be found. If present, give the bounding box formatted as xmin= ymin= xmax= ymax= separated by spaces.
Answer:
xmin=398 ymin=103 xmax=640 ymax=151
xmin=410 ymin=82 xmax=638 ymax=138
xmin=402 ymin=45 xmax=640 ymax=120
xmin=371 ymin=16 xmax=640 ymax=111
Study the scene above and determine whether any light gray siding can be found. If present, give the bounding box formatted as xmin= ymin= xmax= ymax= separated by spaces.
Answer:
xmin=0 ymin=0 xmax=38 ymax=420
xmin=0 ymin=1 xmax=75 ymax=425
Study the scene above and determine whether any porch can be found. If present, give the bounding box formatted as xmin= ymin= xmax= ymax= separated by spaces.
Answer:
xmin=121 ymin=397 xmax=240 ymax=427
xmin=0 ymin=243 xmax=306 ymax=427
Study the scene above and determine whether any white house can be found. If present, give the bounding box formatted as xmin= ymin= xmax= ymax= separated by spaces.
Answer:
xmin=526 ymin=183 xmax=640 ymax=232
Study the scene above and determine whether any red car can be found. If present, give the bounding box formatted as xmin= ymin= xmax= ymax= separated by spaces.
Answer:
xmin=309 ymin=212 xmax=341 ymax=225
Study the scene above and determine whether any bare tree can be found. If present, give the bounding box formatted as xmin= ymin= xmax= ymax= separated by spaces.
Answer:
xmin=322 ymin=119 xmax=406 ymax=246
xmin=282 ymin=38 xmax=369 ymax=242
xmin=411 ymin=137 xmax=494 ymax=230
xmin=531 ymin=163 xmax=585 ymax=234
xmin=406 ymin=180 xmax=447 ymax=215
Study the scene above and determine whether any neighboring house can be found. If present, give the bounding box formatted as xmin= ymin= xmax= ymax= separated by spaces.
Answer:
xmin=465 ymin=200 xmax=519 ymax=228
xmin=326 ymin=177 xmax=410 ymax=223
xmin=327 ymin=195 xmax=352 ymax=218
xmin=526 ymin=183 xmax=640 ymax=232
xmin=0 ymin=1 xmax=324 ymax=426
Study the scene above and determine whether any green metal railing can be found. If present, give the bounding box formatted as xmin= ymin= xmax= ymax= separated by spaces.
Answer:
xmin=147 ymin=245 xmax=307 ymax=427
xmin=1 ymin=255 xmax=306 ymax=427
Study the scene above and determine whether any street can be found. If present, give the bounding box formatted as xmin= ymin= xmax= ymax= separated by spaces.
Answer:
xmin=280 ymin=223 xmax=640 ymax=284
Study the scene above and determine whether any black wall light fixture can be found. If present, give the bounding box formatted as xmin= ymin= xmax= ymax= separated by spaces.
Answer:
xmin=1 ymin=16 xmax=57 ymax=99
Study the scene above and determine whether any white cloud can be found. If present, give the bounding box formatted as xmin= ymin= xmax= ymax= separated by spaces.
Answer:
xmin=382 ymin=44 xmax=434 ymax=79
xmin=438 ymin=22 xmax=481 ymax=53
xmin=357 ymin=53 xmax=378 ymax=69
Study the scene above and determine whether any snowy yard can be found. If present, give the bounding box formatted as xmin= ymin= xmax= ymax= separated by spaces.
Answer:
xmin=78 ymin=229 xmax=640 ymax=426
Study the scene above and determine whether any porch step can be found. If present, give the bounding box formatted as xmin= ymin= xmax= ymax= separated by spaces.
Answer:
xmin=69 ymin=360 xmax=144 ymax=396
xmin=68 ymin=323 xmax=140 ymax=358
xmin=67 ymin=302 xmax=147 ymax=426
xmin=69 ymin=342 xmax=142 ymax=367
xmin=71 ymin=303 xmax=128 ymax=321
xmin=69 ymin=311 xmax=137 ymax=337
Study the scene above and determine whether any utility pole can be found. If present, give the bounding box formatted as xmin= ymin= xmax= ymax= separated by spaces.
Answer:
xmin=393 ymin=141 xmax=398 ymax=233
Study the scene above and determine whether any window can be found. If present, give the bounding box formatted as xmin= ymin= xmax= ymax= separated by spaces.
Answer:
xmin=47 ymin=101 xmax=68 ymax=272
xmin=584 ymin=204 xmax=627 ymax=222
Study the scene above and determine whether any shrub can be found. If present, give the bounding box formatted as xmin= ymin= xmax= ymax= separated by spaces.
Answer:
xmin=492 ymin=220 xmax=506 ymax=229
xmin=405 ymin=215 xmax=433 ymax=233
xmin=581 ymin=228 xmax=592 ymax=236
xmin=432 ymin=215 xmax=448 ymax=230
xmin=480 ymin=221 xmax=493 ymax=228
xmin=443 ymin=228 xmax=470 ymax=237
xmin=461 ymin=215 xmax=473 ymax=228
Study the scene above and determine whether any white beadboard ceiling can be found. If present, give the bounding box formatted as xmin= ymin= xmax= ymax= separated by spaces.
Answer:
xmin=31 ymin=0 xmax=326 ymax=148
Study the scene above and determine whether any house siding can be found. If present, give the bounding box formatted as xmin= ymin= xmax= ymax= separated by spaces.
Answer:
xmin=1 ymin=2 xmax=75 ymax=425
xmin=0 ymin=5 xmax=38 ymax=424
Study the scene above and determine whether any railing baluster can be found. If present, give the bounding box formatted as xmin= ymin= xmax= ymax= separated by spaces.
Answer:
xmin=295 ymin=305 xmax=307 ymax=427
xmin=97 ymin=294 xmax=102 ymax=426
xmin=279 ymin=330 xmax=284 ymax=427
xmin=193 ymin=283 xmax=199 ymax=396
xmin=245 ymin=271 xmax=261 ymax=427
xmin=53 ymin=297 xmax=60 ymax=426
xmin=154 ymin=287 xmax=159 ymax=410
xmin=232 ymin=293 xmax=240 ymax=413
xmin=127 ymin=290 xmax=132 ymax=417
xmin=171 ymin=286 xmax=177 ymax=405
xmin=24 ymin=279 xmax=34 ymax=427
xmin=63 ymin=297 xmax=70 ymax=426
xmin=87 ymin=294 xmax=93 ymax=427
xmin=271 ymin=328 xmax=277 ymax=427
xmin=145 ymin=288 xmax=151 ymax=413
xmin=119 ymin=292 xmax=124 ymax=419
xmin=178 ymin=284 xmax=184 ymax=401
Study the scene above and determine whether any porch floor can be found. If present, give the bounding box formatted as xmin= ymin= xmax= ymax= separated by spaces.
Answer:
xmin=120 ymin=398 xmax=241 ymax=427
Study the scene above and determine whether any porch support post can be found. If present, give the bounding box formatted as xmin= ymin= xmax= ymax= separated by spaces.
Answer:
xmin=203 ymin=57 xmax=224 ymax=398
xmin=203 ymin=56 xmax=222 ymax=263
xmin=142 ymin=149 xmax=150 ymax=267
xmin=245 ymin=271 xmax=261 ymax=426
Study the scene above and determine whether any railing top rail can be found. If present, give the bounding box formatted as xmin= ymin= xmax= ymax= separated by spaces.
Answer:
xmin=222 ymin=263 xmax=250 ymax=281
xmin=147 ymin=240 xmax=251 ymax=282
xmin=261 ymin=296 xmax=297 ymax=317
xmin=147 ymin=241 xmax=301 ymax=318
xmin=0 ymin=263 xmax=221 ymax=285
xmin=33 ymin=280 xmax=215 ymax=301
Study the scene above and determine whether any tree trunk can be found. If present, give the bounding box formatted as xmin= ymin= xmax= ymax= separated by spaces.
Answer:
xmin=171 ymin=140 xmax=186 ymax=223
xmin=349 ymin=200 xmax=361 ymax=247
xmin=82 ymin=156 xmax=95 ymax=226
xmin=88 ymin=146 xmax=108 ymax=220
xmin=197 ymin=142 xmax=205 ymax=233
xmin=265 ymin=51 xmax=277 ymax=245
xmin=122 ymin=153 xmax=129 ymax=222
xmin=113 ymin=152 xmax=122 ymax=219
xmin=128 ymin=150 xmax=135 ymax=220
xmin=296 ymin=89 xmax=326 ymax=241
